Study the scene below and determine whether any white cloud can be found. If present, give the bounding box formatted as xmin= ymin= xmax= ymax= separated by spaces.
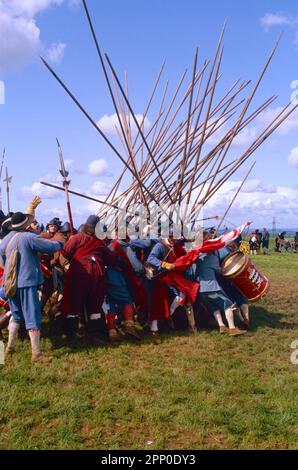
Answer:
xmin=0 ymin=0 xmax=66 ymax=72
xmin=45 ymin=41 xmax=66 ymax=64
xmin=88 ymin=159 xmax=110 ymax=176
xmin=21 ymin=173 xmax=63 ymax=199
xmin=67 ymin=0 xmax=80 ymax=8
xmin=90 ymin=181 xmax=112 ymax=196
xmin=260 ymin=12 xmax=298 ymax=50
xmin=240 ymin=179 xmax=276 ymax=194
xmin=97 ymin=113 xmax=151 ymax=136
xmin=64 ymin=158 xmax=74 ymax=168
xmin=256 ymin=105 xmax=298 ymax=136
xmin=260 ymin=13 xmax=296 ymax=31
xmin=288 ymin=147 xmax=298 ymax=168
xmin=0 ymin=10 xmax=40 ymax=72
xmin=37 ymin=207 xmax=66 ymax=224
xmin=206 ymin=121 xmax=257 ymax=148
xmin=231 ymin=126 xmax=257 ymax=147
xmin=206 ymin=104 xmax=298 ymax=152
xmin=22 ymin=181 xmax=62 ymax=199
xmin=204 ymin=180 xmax=298 ymax=227
xmin=60 ymin=159 xmax=84 ymax=174
xmin=1 ymin=0 xmax=63 ymax=17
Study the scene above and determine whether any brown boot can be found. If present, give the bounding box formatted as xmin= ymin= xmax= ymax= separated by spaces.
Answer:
xmin=229 ymin=327 xmax=247 ymax=337
xmin=219 ymin=325 xmax=229 ymax=334
xmin=108 ymin=329 xmax=122 ymax=343
xmin=4 ymin=346 xmax=15 ymax=360
xmin=31 ymin=353 xmax=53 ymax=364
xmin=122 ymin=321 xmax=141 ymax=339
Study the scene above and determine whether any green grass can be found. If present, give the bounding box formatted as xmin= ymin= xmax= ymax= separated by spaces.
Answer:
xmin=1 ymin=252 xmax=298 ymax=450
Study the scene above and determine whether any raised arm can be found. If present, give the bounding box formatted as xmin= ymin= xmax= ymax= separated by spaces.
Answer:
xmin=28 ymin=235 xmax=62 ymax=255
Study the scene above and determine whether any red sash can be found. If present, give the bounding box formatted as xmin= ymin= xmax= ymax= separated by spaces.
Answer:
xmin=73 ymin=237 xmax=105 ymax=261
xmin=150 ymin=241 xmax=198 ymax=321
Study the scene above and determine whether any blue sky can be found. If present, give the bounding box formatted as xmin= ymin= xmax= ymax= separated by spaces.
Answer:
xmin=0 ymin=0 xmax=298 ymax=229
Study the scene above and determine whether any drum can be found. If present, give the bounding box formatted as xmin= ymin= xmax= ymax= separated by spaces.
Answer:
xmin=221 ymin=251 xmax=269 ymax=302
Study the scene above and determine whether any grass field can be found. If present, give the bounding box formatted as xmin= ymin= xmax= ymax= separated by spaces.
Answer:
xmin=0 ymin=251 xmax=298 ymax=450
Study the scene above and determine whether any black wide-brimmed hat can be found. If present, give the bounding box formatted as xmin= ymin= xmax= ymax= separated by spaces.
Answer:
xmin=9 ymin=212 xmax=34 ymax=231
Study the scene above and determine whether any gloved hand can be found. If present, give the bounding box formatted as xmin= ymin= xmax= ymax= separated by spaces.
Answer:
xmin=161 ymin=261 xmax=175 ymax=271
xmin=26 ymin=196 xmax=42 ymax=216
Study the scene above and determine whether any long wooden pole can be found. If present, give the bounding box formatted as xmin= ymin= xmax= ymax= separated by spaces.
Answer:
xmin=105 ymin=53 xmax=174 ymax=205
xmin=216 ymin=161 xmax=256 ymax=231
xmin=40 ymin=181 xmax=135 ymax=214
xmin=4 ymin=167 xmax=12 ymax=213
xmin=40 ymin=57 xmax=168 ymax=213
xmin=56 ymin=139 xmax=75 ymax=235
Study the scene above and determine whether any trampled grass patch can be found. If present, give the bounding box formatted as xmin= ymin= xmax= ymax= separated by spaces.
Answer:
xmin=0 ymin=252 xmax=298 ymax=449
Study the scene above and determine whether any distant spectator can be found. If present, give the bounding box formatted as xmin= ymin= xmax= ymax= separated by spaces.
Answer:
xmin=255 ymin=229 xmax=262 ymax=244
xmin=275 ymin=232 xmax=286 ymax=252
xmin=249 ymin=232 xmax=259 ymax=255
xmin=261 ymin=227 xmax=270 ymax=255
xmin=295 ymin=232 xmax=298 ymax=252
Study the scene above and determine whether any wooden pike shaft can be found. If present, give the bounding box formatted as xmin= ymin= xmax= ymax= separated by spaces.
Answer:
xmin=203 ymin=101 xmax=298 ymax=207
xmin=177 ymin=47 xmax=198 ymax=205
xmin=57 ymin=139 xmax=75 ymax=235
xmin=190 ymin=94 xmax=277 ymax=216
xmin=40 ymin=57 xmax=169 ymax=214
xmin=216 ymin=161 xmax=256 ymax=232
xmin=82 ymin=0 xmax=149 ymax=211
xmin=6 ymin=186 xmax=10 ymax=213
xmin=105 ymin=53 xmax=174 ymax=204
xmin=40 ymin=181 xmax=136 ymax=214
xmin=4 ymin=167 xmax=11 ymax=213
xmin=105 ymin=60 xmax=166 ymax=205
xmin=200 ymin=35 xmax=282 ymax=206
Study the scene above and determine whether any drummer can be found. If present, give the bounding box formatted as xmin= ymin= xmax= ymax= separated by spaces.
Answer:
xmin=194 ymin=231 xmax=247 ymax=337
xmin=217 ymin=243 xmax=250 ymax=328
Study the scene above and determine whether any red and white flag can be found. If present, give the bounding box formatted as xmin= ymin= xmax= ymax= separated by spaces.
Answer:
xmin=173 ymin=221 xmax=251 ymax=273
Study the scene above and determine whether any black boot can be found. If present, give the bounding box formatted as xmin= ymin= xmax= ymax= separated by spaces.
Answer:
xmin=63 ymin=315 xmax=79 ymax=337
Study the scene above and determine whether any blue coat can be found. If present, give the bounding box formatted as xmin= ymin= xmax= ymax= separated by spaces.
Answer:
xmin=0 ymin=231 xmax=62 ymax=288
xmin=195 ymin=252 xmax=222 ymax=293
xmin=129 ymin=237 xmax=157 ymax=262
xmin=217 ymin=246 xmax=231 ymax=262
xmin=147 ymin=242 xmax=168 ymax=270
